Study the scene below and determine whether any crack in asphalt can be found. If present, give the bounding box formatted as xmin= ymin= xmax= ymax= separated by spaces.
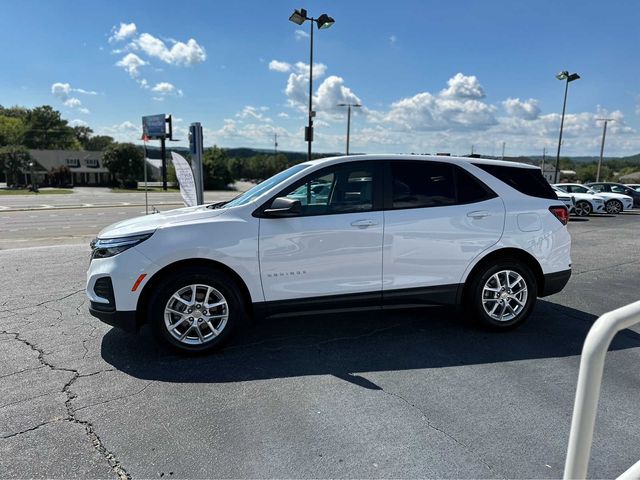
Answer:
xmin=74 ymin=381 xmax=154 ymax=413
xmin=370 ymin=378 xmax=505 ymax=479
xmin=0 ymin=328 xmax=131 ymax=480
xmin=573 ymin=257 xmax=640 ymax=276
xmin=0 ymin=289 xmax=84 ymax=315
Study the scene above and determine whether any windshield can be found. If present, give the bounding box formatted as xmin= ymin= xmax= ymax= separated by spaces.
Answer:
xmin=221 ymin=163 xmax=311 ymax=208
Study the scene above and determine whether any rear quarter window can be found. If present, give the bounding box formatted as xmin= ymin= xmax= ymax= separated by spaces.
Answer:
xmin=473 ymin=163 xmax=556 ymax=200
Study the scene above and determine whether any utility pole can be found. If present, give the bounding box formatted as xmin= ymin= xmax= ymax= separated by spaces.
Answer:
xmin=595 ymin=118 xmax=614 ymax=182
xmin=541 ymin=147 xmax=546 ymax=177
xmin=337 ymin=103 xmax=361 ymax=155
xmin=274 ymin=133 xmax=278 ymax=158
xmin=501 ymin=142 xmax=506 ymax=160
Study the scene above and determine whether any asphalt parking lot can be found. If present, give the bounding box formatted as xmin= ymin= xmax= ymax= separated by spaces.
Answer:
xmin=1 ymin=211 xmax=639 ymax=479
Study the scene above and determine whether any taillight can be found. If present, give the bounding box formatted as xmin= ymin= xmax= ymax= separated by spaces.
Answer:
xmin=549 ymin=206 xmax=569 ymax=225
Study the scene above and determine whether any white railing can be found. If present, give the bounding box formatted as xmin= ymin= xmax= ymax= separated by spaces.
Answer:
xmin=563 ymin=299 xmax=640 ymax=479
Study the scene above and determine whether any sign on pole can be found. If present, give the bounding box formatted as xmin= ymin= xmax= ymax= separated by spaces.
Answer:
xmin=142 ymin=114 xmax=167 ymax=139
xmin=170 ymin=152 xmax=198 ymax=207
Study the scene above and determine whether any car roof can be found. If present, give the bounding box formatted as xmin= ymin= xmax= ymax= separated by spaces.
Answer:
xmin=304 ymin=154 xmax=538 ymax=170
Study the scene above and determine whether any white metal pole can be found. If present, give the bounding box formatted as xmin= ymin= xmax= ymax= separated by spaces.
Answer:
xmin=563 ymin=300 xmax=640 ymax=479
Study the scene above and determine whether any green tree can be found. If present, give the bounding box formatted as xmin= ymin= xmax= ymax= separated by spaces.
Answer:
xmin=0 ymin=115 xmax=27 ymax=146
xmin=103 ymin=143 xmax=144 ymax=188
xmin=576 ymin=163 xmax=612 ymax=183
xmin=85 ymin=135 xmax=114 ymax=151
xmin=0 ymin=145 xmax=30 ymax=186
xmin=24 ymin=106 xmax=79 ymax=150
xmin=203 ymin=146 xmax=233 ymax=190
xmin=72 ymin=125 xmax=94 ymax=148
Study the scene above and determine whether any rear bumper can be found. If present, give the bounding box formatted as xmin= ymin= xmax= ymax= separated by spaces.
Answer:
xmin=540 ymin=269 xmax=571 ymax=297
xmin=89 ymin=304 xmax=138 ymax=332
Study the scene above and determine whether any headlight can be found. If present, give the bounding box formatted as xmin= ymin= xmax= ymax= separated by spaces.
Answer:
xmin=90 ymin=232 xmax=154 ymax=260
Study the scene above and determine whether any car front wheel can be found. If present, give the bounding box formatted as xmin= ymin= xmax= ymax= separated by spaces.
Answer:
xmin=148 ymin=267 xmax=245 ymax=353
xmin=605 ymin=199 xmax=622 ymax=214
xmin=467 ymin=260 xmax=537 ymax=330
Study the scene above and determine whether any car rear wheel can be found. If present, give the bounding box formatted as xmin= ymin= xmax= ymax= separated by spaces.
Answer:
xmin=574 ymin=200 xmax=592 ymax=217
xmin=605 ymin=199 xmax=622 ymax=214
xmin=466 ymin=259 xmax=537 ymax=330
xmin=148 ymin=267 xmax=245 ymax=353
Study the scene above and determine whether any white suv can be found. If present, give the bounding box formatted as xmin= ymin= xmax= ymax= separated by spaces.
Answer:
xmin=87 ymin=155 xmax=572 ymax=353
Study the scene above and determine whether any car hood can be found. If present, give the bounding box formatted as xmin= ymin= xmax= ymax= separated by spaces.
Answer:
xmin=97 ymin=205 xmax=228 ymax=239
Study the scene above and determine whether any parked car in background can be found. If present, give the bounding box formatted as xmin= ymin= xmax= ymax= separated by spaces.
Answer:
xmin=86 ymin=155 xmax=572 ymax=353
xmin=556 ymin=183 xmax=633 ymax=214
xmin=586 ymin=182 xmax=640 ymax=208
xmin=623 ymin=183 xmax=640 ymax=192
xmin=551 ymin=186 xmax=576 ymax=214
xmin=553 ymin=184 xmax=605 ymax=216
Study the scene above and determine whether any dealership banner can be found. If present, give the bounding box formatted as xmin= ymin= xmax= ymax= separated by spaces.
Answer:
xmin=170 ymin=152 xmax=197 ymax=207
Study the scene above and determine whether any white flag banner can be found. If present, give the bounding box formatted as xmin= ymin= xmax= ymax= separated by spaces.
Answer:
xmin=170 ymin=152 xmax=198 ymax=207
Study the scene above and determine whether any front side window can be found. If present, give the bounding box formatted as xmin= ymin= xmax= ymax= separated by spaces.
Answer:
xmin=279 ymin=163 xmax=375 ymax=216
xmin=610 ymin=185 xmax=627 ymax=194
xmin=589 ymin=184 xmax=604 ymax=192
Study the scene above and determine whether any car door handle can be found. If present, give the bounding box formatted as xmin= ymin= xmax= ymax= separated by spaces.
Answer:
xmin=351 ymin=219 xmax=378 ymax=227
xmin=467 ymin=210 xmax=490 ymax=219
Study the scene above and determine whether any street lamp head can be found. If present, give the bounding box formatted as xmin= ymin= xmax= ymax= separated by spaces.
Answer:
xmin=289 ymin=8 xmax=307 ymax=25
xmin=556 ymin=70 xmax=580 ymax=82
xmin=316 ymin=13 xmax=335 ymax=29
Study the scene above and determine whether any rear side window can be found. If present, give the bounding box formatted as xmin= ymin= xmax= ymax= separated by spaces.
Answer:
xmin=389 ymin=161 xmax=496 ymax=209
xmin=473 ymin=163 xmax=556 ymax=200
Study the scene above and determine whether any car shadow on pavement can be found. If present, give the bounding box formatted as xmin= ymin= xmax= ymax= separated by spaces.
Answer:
xmin=101 ymin=299 xmax=640 ymax=384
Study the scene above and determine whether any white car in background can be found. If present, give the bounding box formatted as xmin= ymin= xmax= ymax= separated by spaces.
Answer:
xmin=553 ymin=184 xmax=605 ymax=216
xmin=551 ymin=186 xmax=575 ymax=214
xmin=555 ymin=183 xmax=633 ymax=214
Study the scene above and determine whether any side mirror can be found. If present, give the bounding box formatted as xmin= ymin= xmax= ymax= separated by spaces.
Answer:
xmin=263 ymin=197 xmax=301 ymax=217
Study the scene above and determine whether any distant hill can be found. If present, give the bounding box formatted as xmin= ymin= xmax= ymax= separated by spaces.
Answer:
xmin=140 ymin=145 xmax=640 ymax=165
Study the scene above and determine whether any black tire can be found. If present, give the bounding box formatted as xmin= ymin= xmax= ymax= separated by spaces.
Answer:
xmin=148 ymin=267 xmax=246 ymax=353
xmin=575 ymin=200 xmax=592 ymax=217
xmin=465 ymin=259 xmax=537 ymax=330
xmin=605 ymin=199 xmax=622 ymax=214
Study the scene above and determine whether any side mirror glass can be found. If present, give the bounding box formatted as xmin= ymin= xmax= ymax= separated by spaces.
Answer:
xmin=263 ymin=197 xmax=301 ymax=217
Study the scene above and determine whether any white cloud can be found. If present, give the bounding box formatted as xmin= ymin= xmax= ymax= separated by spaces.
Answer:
xmin=313 ymin=76 xmax=362 ymax=115
xmin=116 ymin=53 xmax=147 ymax=77
xmin=69 ymin=119 xmax=88 ymax=127
xmin=150 ymin=81 xmax=183 ymax=98
xmin=285 ymin=62 xmax=329 ymax=107
xmin=151 ymin=82 xmax=175 ymax=94
xmin=109 ymin=22 xmax=137 ymax=43
xmin=131 ymin=33 xmax=206 ymax=66
xmin=378 ymin=74 xmax=496 ymax=131
xmin=295 ymin=29 xmax=309 ymax=40
xmin=440 ymin=73 xmax=486 ymax=99
xmin=51 ymin=82 xmax=94 ymax=114
xmin=64 ymin=98 xmax=82 ymax=108
xmin=236 ymin=106 xmax=271 ymax=122
xmin=278 ymin=112 xmax=290 ymax=118
xmin=502 ymin=98 xmax=540 ymax=120
xmin=269 ymin=60 xmax=291 ymax=72
xmin=389 ymin=35 xmax=397 ymax=44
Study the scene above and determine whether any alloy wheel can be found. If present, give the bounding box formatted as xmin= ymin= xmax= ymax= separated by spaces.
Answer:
xmin=481 ymin=270 xmax=528 ymax=322
xmin=164 ymin=284 xmax=229 ymax=346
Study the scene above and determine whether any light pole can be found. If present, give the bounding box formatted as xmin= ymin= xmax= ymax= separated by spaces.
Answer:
xmin=289 ymin=8 xmax=335 ymax=162
xmin=337 ymin=103 xmax=361 ymax=155
xmin=554 ymin=70 xmax=580 ymax=183
xmin=595 ymin=118 xmax=614 ymax=182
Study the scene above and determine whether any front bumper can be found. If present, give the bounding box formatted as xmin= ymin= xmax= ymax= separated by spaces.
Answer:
xmin=540 ymin=269 xmax=571 ymax=297
xmin=89 ymin=305 xmax=138 ymax=332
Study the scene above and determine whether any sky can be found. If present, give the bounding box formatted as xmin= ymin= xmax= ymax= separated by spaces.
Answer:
xmin=1 ymin=0 xmax=639 ymax=157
